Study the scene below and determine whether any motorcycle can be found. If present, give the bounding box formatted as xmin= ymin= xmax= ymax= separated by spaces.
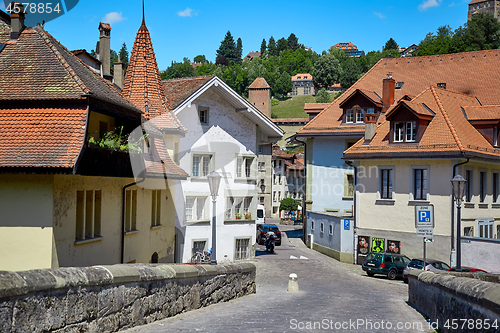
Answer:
xmin=265 ymin=233 xmax=276 ymax=253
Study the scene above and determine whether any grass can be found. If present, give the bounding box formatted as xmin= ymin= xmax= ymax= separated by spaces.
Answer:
xmin=270 ymin=92 xmax=340 ymax=119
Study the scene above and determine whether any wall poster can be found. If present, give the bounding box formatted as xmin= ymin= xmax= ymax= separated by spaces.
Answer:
xmin=371 ymin=237 xmax=385 ymax=253
xmin=387 ymin=240 xmax=401 ymax=254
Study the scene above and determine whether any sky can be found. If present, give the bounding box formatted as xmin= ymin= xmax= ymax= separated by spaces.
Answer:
xmin=1 ymin=0 xmax=473 ymax=70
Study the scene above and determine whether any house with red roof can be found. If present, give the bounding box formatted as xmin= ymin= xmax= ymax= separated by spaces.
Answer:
xmin=161 ymin=75 xmax=283 ymax=263
xmin=292 ymin=50 xmax=500 ymax=268
xmin=290 ymin=73 xmax=315 ymax=96
xmin=0 ymin=8 xmax=185 ymax=270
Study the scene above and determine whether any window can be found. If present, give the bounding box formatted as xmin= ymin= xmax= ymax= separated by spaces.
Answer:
xmin=278 ymin=191 xmax=282 ymax=201
xmin=344 ymin=174 xmax=354 ymax=198
xmin=465 ymin=169 xmax=473 ymax=202
xmin=192 ymin=154 xmax=213 ymax=177
xmin=477 ymin=218 xmax=494 ymax=238
xmin=464 ymin=227 xmax=474 ymax=237
xmin=413 ymin=168 xmax=428 ymax=200
xmin=320 ymin=222 xmax=324 ymax=233
xmin=406 ymin=122 xmax=416 ymax=142
xmin=259 ymin=196 xmax=265 ymax=204
xmin=493 ymin=172 xmax=499 ymax=203
xmin=380 ymin=169 xmax=393 ymax=199
xmin=151 ymin=190 xmax=161 ymax=226
xmin=258 ymin=162 xmax=265 ymax=171
xmin=279 ymin=175 xmax=283 ymax=184
xmin=479 ymin=171 xmax=487 ymax=203
xmin=235 ymin=238 xmax=250 ymax=260
xmin=76 ymin=190 xmax=101 ymax=240
xmin=185 ymin=196 xmax=207 ymax=221
xmin=329 ymin=224 xmax=333 ymax=235
xmin=258 ymin=145 xmax=263 ymax=154
xmin=346 ymin=109 xmax=354 ymax=123
xmin=236 ymin=156 xmax=255 ymax=179
xmin=273 ymin=191 xmax=277 ymax=202
xmin=198 ymin=107 xmax=208 ymax=124
xmin=226 ymin=196 xmax=253 ymax=220
xmin=311 ymin=220 xmax=314 ymax=230
xmin=192 ymin=240 xmax=206 ymax=255
xmin=356 ymin=109 xmax=364 ymax=123
xmin=394 ymin=123 xmax=404 ymax=142
xmin=124 ymin=189 xmax=137 ymax=232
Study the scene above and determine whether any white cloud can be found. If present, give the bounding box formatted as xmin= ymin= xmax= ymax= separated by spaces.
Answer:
xmin=102 ymin=12 xmax=126 ymax=25
xmin=418 ymin=0 xmax=442 ymax=11
xmin=177 ymin=7 xmax=195 ymax=17
xmin=374 ymin=12 xmax=385 ymax=19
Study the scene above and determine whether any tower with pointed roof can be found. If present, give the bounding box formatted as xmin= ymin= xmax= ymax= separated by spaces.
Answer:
xmin=248 ymin=77 xmax=271 ymax=118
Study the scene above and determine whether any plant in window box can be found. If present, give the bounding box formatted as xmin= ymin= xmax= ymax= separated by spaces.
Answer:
xmin=235 ymin=213 xmax=242 ymax=220
xmin=244 ymin=213 xmax=252 ymax=219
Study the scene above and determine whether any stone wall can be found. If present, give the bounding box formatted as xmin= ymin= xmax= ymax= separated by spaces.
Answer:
xmin=0 ymin=263 xmax=256 ymax=333
xmin=408 ymin=271 xmax=500 ymax=332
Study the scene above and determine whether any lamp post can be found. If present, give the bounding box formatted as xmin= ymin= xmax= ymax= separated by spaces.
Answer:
xmin=207 ymin=171 xmax=221 ymax=265
xmin=451 ymin=174 xmax=466 ymax=271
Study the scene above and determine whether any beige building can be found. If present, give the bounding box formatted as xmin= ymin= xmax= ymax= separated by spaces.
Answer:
xmin=0 ymin=9 xmax=186 ymax=271
xmin=290 ymin=73 xmax=315 ymax=96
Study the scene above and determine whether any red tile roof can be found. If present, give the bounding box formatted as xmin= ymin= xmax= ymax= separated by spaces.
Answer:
xmin=99 ymin=22 xmax=111 ymax=30
xmin=272 ymin=118 xmax=309 ymax=123
xmin=272 ymin=146 xmax=294 ymax=158
xmin=298 ymin=50 xmax=500 ymax=136
xmin=291 ymin=73 xmax=313 ymax=81
xmin=249 ymin=77 xmax=270 ymax=89
xmin=143 ymin=137 xmax=188 ymax=179
xmin=162 ymin=75 xmax=214 ymax=110
xmin=463 ymin=105 xmax=500 ymax=121
xmin=344 ymin=86 xmax=500 ymax=159
xmin=0 ymin=106 xmax=87 ymax=168
xmin=122 ymin=20 xmax=185 ymax=133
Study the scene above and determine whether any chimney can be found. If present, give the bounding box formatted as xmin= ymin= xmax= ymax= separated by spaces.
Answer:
xmin=364 ymin=113 xmax=377 ymax=141
xmin=10 ymin=2 xmax=25 ymax=40
xmin=98 ymin=22 xmax=111 ymax=76
xmin=382 ymin=72 xmax=395 ymax=113
xmin=114 ymin=60 xmax=124 ymax=89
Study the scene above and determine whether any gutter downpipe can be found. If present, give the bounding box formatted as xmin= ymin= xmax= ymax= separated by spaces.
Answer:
xmin=345 ymin=160 xmax=357 ymax=265
xmin=451 ymin=157 xmax=469 ymax=266
xmin=293 ymin=136 xmax=308 ymax=242
xmin=121 ymin=173 xmax=146 ymax=264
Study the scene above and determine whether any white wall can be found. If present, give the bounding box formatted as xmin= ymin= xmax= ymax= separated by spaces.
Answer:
xmin=174 ymin=87 xmax=258 ymax=263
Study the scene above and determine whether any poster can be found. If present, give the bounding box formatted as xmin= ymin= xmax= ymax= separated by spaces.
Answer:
xmin=387 ymin=240 xmax=401 ymax=254
xmin=357 ymin=236 xmax=370 ymax=255
xmin=371 ymin=237 xmax=385 ymax=253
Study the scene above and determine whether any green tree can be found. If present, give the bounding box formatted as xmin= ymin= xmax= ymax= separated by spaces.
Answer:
xmin=268 ymin=36 xmax=277 ymax=57
xmin=311 ymin=53 xmax=342 ymax=88
xmin=260 ymin=38 xmax=267 ymax=57
xmin=273 ymin=71 xmax=292 ymax=97
xmin=463 ymin=12 xmax=500 ymax=50
xmin=276 ymin=37 xmax=289 ymax=54
xmin=161 ymin=61 xmax=195 ymax=79
xmin=340 ymin=58 xmax=363 ymax=89
xmin=119 ymin=42 xmax=129 ymax=70
xmin=287 ymin=33 xmax=299 ymax=50
xmin=194 ymin=55 xmax=207 ymax=63
xmin=216 ymin=31 xmax=237 ymax=61
xmin=384 ymin=38 xmax=398 ymax=51
xmin=315 ymin=88 xmax=331 ymax=103
xmin=235 ymin=37 xmax=243 ymax=62
xmin=110 ymin=49 xmax=118 ymax=73
xmin=279 ymin=198 xmax=300 ymax=211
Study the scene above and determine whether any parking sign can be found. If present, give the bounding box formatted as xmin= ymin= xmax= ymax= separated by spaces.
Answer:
xmin=415 ymin=205 xmax=434 ymax=228
xmin=344 ymin=219 xmax=350 ymax=230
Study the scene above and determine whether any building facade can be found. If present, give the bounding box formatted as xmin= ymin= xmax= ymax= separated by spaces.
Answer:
xmin=468 ymin=0 xmax=500 ymax=21
xmin=290 ymin=73 xmax=315 ymax=96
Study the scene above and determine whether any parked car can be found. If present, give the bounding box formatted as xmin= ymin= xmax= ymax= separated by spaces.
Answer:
xmin=447 ymin=266 xmax=488 ymax=273
xmin=256 ymin=204 xmax=265 ymax=224
xmin=362 ymin=252 xmax=411 ymax=280
xmin=403 ymin=259 xmax=451 ymax=283
xmin=257 ymin=224 xmax=281 ymax=246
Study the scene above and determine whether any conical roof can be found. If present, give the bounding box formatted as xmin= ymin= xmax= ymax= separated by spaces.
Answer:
xmin=249 ymin=77 xmax=270 ymax=89
xmin=122 ymin=13 xmax=185 ymax=133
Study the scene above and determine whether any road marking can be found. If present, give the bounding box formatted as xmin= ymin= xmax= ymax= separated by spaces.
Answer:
xmin=290 ymin=255 xmax=298 ymax=259
xmin=300 ymin=256 xmax=308 ymax=260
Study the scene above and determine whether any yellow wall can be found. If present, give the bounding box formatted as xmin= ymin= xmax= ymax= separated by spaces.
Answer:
xmin=0 ymin=174 xmax=55 ymax=271
xmin=87 ymin=111 xmax=116 ymax=138
xmin=53 ymin=175 xmax=176 ymax=267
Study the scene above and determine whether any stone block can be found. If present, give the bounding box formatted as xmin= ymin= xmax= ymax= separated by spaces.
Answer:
xmin=0 ymin=300 xmax=13 ymax=333
xmin=12 ymin=293 xmax=66 ymax=333
xmin=169 ymin=265 xmax=199 ymax=279
xmin=0 ymin=271 xmax=28 ymax=299
xmin=82 ymin=267 xmax=113 ymax=287
xmin=65 ymin=287 xmax=98 ymax=325
xmin=98 ymin=285 xmax=124 ymax=318
xmin=98 ymin=312 xmax=121 ymax=333
xmin=16 ymin=269 xmax=56 ymax=295
xmin=99 ymin=265 xmax=140 ymax=284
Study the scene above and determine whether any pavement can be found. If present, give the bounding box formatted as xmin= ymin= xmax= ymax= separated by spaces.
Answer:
xmin=122 ymin=222 xmax=434 ymax=333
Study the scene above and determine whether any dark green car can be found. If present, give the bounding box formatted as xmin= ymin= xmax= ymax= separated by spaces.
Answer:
xmin=361 ymin=252 xmax=411 ymax=280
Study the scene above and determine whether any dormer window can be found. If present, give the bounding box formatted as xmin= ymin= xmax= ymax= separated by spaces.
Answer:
xmin=356 ymin=109 xmax=364 ymax=123
xmin=346 ymin=110 xmax=354 ymax=123
xmin=394 ymin=122 xmax=416 ymax=142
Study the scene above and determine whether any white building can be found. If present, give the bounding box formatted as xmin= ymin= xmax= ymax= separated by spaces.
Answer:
xmin=163 ymin=76 xmax=284 ymax=263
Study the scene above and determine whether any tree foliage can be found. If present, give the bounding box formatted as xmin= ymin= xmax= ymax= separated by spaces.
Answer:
xmin=161 ymin=61 xmax=195 ymax=80
xmin=119 ymin=42 xmax=129 ymax=70
xmin=110 ymin=50 xmax=118 ymax=72
xmin=216 ymin=31 xmax=237 ymax=61
xmin=260 ymin=39 xmax=267 ymax=57
xmin=279 ymin=198 xmax=300 ymax=211
xmin=194 ymin=54 xmax=207 ymax=63
xmin=315 ymin=88 xmax=331 ymax=103
xmin=267 ymin=36 xmax=277 ymax=57
xmin=235 ymin=37 xmax=243 ymax=62
xmin=340 ymin=58 xmax=363 ymax=89
xmin=311 ymin=53 xmax=342 ymax=88
xmin=384 ymin=38 xmax=398 ymax=51
xmin=287 ymin=33 xmax=300 ymax=50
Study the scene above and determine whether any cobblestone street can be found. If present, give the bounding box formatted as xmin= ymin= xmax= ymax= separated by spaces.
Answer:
xmin=123 ymin=224 xmax=433 ymax=333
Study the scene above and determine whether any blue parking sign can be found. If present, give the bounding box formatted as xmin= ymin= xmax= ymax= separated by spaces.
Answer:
xmin=344 ymin=219 xmax=350 ymax=230
xmin=418 ymin=211 xmax=431 ymax=223
xmin=415 ymin=205 xmax=434 ymax=228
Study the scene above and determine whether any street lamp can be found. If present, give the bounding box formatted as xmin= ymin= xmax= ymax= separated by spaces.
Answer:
xmin=207 ymin=171 xmax=221 ymax=265
xmin=451 ymin=174 xmax=466 ymax=271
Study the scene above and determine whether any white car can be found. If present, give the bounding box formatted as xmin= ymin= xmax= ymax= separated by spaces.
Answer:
xmin=403 ymin=259 xmax=451 ymax=283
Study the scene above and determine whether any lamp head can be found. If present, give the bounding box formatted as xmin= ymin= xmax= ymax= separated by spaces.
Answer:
xmin=207 ymin=171 xmax=222 ymax=200
xmin=451 ymin=174 xmax=466 ymax=200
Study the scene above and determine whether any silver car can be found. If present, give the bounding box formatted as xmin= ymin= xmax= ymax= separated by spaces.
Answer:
xmin=403 ymin=259 xmax=451 ymax=283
